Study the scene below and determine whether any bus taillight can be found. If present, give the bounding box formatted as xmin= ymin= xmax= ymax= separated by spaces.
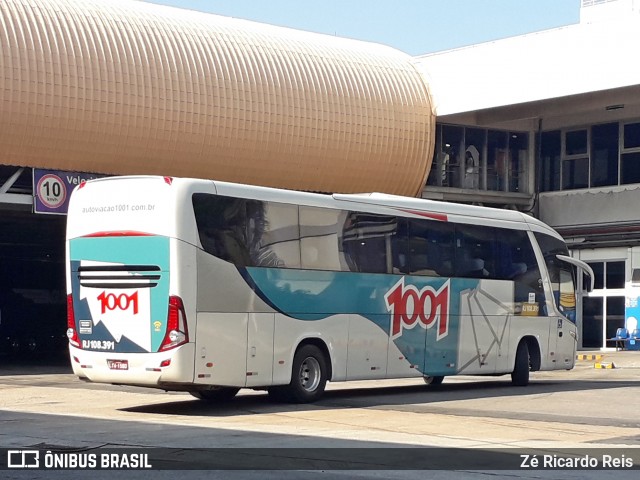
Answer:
xmin=66 ymin=294 xmax=81 ymax=348
xmin=160 ymin=295 xmax=189 ymax=351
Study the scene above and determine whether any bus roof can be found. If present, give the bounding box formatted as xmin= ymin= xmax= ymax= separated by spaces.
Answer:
xmin=77 ymin=175 xmax=561 ymax=239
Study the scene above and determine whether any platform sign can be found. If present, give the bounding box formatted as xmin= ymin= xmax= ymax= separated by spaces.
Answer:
xmin=33 ymin=169 xmax=105 ymax=215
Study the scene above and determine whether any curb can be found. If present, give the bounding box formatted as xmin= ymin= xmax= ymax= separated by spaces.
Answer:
xmin=594 ymin=361 xmax=616 ymax=369
xmin=576 ymin=354 xmax=603 ymax=361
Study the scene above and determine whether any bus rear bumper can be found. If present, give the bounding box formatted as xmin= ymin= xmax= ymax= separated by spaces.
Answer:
xmin=68 ymin=344 xmax=195 ymax=388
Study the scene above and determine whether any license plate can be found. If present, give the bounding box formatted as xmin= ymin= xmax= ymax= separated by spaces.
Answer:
xmin=107 ymin=359 xmax=129 ymax=370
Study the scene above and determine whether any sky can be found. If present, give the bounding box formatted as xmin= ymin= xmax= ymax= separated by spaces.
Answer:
xmin=143 ymin=0 xmax=581 ymax=56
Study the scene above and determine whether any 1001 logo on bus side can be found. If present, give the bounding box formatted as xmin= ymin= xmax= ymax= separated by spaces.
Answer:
xmin=384 ymin=278 xmax=450 ymax=340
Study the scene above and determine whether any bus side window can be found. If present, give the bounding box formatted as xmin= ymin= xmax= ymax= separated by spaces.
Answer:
xmin=406 ymin=218 xmax=454 ymax=277
xmin=254 ymin=202 xmax=299 ymax=268
xmin=454 ymin=224 xmax=496 ymax=278
xmin=194 ymin=194 xmax=289 ymax=268
xmin=497 ymin=230 xmax=544 ymax=312
xmin=300 ymin=206 xmax=345 ymax=271
xmin=341 ymin=213 xmax=398 ymax=274
xmin=391 ymin=219 xmax=409 ymax=274
xmin=193 ymin=194 xmax=252 ymax=266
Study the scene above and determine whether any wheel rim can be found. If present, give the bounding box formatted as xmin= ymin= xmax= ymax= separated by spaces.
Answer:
xmin=299 ymin=356 xmax=321 ymax=392
xmin=424 ymin=375 xmax=443 ymax=385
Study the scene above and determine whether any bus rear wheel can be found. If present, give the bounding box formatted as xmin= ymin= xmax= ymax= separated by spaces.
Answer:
xmin=269 ymin=344 xmax=327 ymax=403
xmin=190 ymin=387 xmax=240 ymax=402
xmin=511 ymin=341 xmax=530 ymax=386
xmin=423 ymin=375 xmax=444 ymax=386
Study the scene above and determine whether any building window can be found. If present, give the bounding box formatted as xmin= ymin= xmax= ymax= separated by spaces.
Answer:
xmin=621 ymin=152 xmax=640 ymax=184
xmin=607 ymin=261 xmax=625 ymax=288
xmin=565 ymin=129 xmax=588 ymax=156
xmin=590 ymin=123 xmax=618 ymax=187
xmin=562 ymin=157 xmax=589 ymax=189
xmin=540 ymin=131 xmax=561 ymax=192
xmin=464 ymin=128 xmax=485 ymax=190
xmin=509 ymin=132 xmax=528 ymax=192
xmin=428 ymin=125 xmax=464 ymax=188
xmin=487 ymin=130 xmax=507 ymax=191
xmin=621 ymin=121 xmax=640 ymax=185
xmin=562 ymin=128 xmax=589 ymax=190
xmin=540 ymin=120 xmax=640 ymax=191
xmin=623 ymin=122 xmax=640 ymax=149
xmin=582 ymin=260 xmax=626 ymax=349
xmin=429 ymin=124 xmax=528 ymax=194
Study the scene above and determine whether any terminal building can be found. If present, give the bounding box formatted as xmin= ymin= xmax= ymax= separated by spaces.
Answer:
xmin=1 ymin=0 xmax=638 ymax=357
xmin=415 ymin=0 xmax=640 ymax=350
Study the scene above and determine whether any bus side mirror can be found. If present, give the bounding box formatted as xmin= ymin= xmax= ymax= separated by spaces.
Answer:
xmin=557 ymin=255 xmax=594 ymax=292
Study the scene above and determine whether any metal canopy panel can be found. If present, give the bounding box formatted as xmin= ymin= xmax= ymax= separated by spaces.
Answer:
xmin=0 ymin=0 xmax=436 ymax=196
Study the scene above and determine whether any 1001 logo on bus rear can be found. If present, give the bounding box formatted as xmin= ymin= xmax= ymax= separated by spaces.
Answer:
xmin=97 ymin=291 xmax=139 ymax=314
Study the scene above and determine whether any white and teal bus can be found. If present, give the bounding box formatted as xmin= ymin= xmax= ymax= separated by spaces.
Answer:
xmin=65 ymin=176 xmax=593 ymax=403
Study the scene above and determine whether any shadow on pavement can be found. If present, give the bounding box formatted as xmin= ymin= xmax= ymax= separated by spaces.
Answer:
xmin=0 ymin=354 xmax=72 ymax=375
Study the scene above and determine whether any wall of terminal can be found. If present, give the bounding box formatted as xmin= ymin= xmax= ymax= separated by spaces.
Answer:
xmin=538 ymin=118 xmax=640 ymax=245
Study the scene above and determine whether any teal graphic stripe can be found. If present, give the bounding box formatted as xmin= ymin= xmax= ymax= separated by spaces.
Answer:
xmin=245 ymin=267 xmax=479 ymax=375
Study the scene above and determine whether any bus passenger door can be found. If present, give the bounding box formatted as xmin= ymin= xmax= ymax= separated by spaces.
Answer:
xmin=549 ymin=317 xmax=577 ymax=369
xmin=548 ymin=265 xmax=578 ymax=369
xmin=246 ymin=313 xmax=274 ymax=387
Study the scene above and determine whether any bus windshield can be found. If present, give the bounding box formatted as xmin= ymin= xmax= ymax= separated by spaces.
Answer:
xmin=534 ymin=232 xmax=576 ymax=322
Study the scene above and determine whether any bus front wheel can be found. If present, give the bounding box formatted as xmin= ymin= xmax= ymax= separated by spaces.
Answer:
xmin=511 ymin=341 xmax=530 ymax=387
xmin=189 ymin=387 xmax=240 ymax=402
xmin=270 ymin=344 xmax=327 ymax=403
xmin=423 ymin=375 xmax=444 ymax=386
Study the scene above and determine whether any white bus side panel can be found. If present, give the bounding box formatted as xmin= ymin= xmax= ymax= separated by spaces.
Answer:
xmin=346 ymin=314 xmax=389 ymax=380
xmin=196 ymin=251 xmax=274 ymax=314
xmin=192 ymin=312 xmax=278 ymax=388
xmin=272 ymin=313 xmax=349 ymax=385
xmin=194 ymin=312 xmax=248 ymax=387
xmin=194 ymin=251 xmax=278 ymax=387
xmin=506 ymin=316 xmax=551 ymax=372
xmin=172 ymin=239 xmax=198 ymax=337
xmin=457 ymin=280 xmax=513 ymax=375
xmin=386 ymin=337 xmax=424 ymax=379
xmin=246 ymin=313 xmax=275 ymax=387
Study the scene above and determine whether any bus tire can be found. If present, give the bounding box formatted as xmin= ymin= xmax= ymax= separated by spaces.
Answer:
xmin=189 ymin=387 xmax=240 ymax=402
xmin=511 ymin=341 xmax=530 ymax=387
xmin=423 ymin=375 xmax=444 ymax=386
xmin=273 ymin=344 xmax=327 ymax=403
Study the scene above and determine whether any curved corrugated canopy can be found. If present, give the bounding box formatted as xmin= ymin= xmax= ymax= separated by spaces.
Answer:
xmin=0 ymin=0 xmax=435 ymax=196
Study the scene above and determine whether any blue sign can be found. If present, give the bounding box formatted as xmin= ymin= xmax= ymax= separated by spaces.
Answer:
xmin=33 ymin=169 xmax=106 ymax=215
